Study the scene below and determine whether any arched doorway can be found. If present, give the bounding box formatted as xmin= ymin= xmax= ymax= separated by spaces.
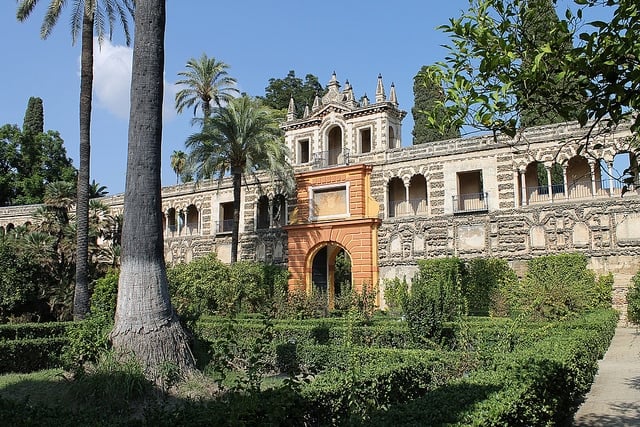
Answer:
xmin=310 ymin=243 xmax=352 ymax=309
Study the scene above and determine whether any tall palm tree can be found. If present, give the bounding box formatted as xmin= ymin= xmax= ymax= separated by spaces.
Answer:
xmin=16 ymin=0 xmax=134 ymax=320
xmin=110 ymin=0 xmax=194 ymax=378
xmin=175 ymin=53 xmax=239 ymax=120
xmin=186 ymin=95 xmax=293 ymax=263
xmin=170 ymin=150 xmax=187 ymax=184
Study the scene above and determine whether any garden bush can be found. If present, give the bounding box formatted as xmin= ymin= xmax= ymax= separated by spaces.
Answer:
xmin=0 ymin=321 xmax=70 ymax=341
xmin=405 ymin=257 xmax=465 ymax=345
xmin=517 ymin=253 xmax=611 ymax=320
xmin=89 ymin=269 xmax=119 ymax=316
xmin=626 ymin=270 xmax=640 ymax=324
xmin=463 ymin=257 xmax=519 ymax=317
xmin=0 ymin=337 xmax=67 ymax=373
xmin=368 ymin=309 xmax=618 ymax=426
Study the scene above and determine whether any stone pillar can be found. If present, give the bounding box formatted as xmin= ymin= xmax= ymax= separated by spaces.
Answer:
xmin=404 ymin=179 xmax=410 ymax=215
xmin=546 ymin=165 xmax=553 ymax=202
xmin=164 ymin=209 xmax=169 ymax=235
xmin=562 ymin=165 xmax=569 ymax=200
xmin=520 ymin=169 xmax=527 ymax=207
xmin=608 ymin=161 xmax=614 ymax=197
xmin=589 ymin=160 xmax=597 ymax=197
xmin=426 ymin=176 xmax=432 ymax=214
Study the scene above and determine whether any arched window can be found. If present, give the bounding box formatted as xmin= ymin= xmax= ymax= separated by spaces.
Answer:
xmin=328 ymin=126 xmax=343 ymax=166
xmin=566 ymin=156 xmax=591 ymax=199
xmin=186 ymin=204 xmax=199 ymax=235
xmin=256 ymin=195 xmax=270 ymax=230
xmin=409 ymin=174 xmax=428 ymax=215
xmin=272 ymin=194 xmax=287 ymax=227
xmin=388 ymin=126 xmax=396 ymax=149
xmin=387 ymin=177 xmax=406 ymax=218
xmin=167 ymin=208 xmax=177 ymax=234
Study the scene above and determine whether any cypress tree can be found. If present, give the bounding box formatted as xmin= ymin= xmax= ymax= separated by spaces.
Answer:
xmin=518 ymin=0 xmax=582 ymax=127
xmin=22 ymin=97 xmax=44 ymax=135
xmin=412 ymin=66 xmax=460 ymax=144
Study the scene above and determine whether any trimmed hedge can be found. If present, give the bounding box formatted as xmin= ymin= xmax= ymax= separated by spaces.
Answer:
xmin=0 ymin=337 xmax=67 ymax=374
xmin=0 ymin=321 xmax=71 ymax=341
xmin=367 ymin=309 xmax=618 ymax=426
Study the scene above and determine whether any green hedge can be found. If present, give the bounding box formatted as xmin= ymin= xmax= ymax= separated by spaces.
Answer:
xmin=368 ymin=309 xmax=618 ymax=426
xmin=0 ymin=321 xmax=71 ymax=341
xmin=196 ymin=317 xmax=414 ymax=350
xmin=0 ymin=337 xmax=68 ymax=373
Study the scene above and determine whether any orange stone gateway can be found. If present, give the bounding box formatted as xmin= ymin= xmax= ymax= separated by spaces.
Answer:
xmin=284 ymin=163 xmax=381 ymax=306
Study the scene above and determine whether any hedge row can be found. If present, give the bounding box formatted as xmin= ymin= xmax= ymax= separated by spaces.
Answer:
xmin=196 ymin=318 xmax=414 ymax=351
xmin=368 ymin=309 xmax=618 ymax=426
xmin=0 ymin=322 xmax=71 ymax=341
xmin=148 ymin=347 xmax=469 ymax=426
xmin=0 ymin=337 xmax=68 ymax=374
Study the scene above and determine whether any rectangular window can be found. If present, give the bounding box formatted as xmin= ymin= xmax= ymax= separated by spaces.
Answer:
xmin=298 ymin=139 xmax=310 ymax=164
xmin=454 ymin=170 xmax=487 ymax=213
xmin=309 ymin=184 xmax=350 ymax=221
xmin=360 ymin=128 xmax=372 ymax=153
xmin=218 ymin=201 xmax=234 ymax=233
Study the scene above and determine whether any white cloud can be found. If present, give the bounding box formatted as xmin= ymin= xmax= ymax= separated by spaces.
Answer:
xmin=89 ymin=38 xmax=176 ymax=121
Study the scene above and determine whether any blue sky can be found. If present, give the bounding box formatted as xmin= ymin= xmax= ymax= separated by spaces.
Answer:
xmin=0 ymin=0 xmax=592 ymax=194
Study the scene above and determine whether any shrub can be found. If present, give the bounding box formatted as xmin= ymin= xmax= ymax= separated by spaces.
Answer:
xmin=61 ymin=312 xmax=113 ymax=375
xmin=0 ymin=321 xmax=70 ymax=341
xmin=627 ymin=270 xmax=640 ymax=324
xmin=382 ymin=276 xmax=409 ymax=316
xmin=167 ymin=253 xmax=229 ymax=319
xmin=463 ymin=258 xmax=519 ymax=317
xmin=90 ymin=269 xmax=119 ymax=316
xmin=405 ymin=258 xmax=465 ymax=345
xmin=0 ymin=241 xmax=43 ymax=321
xmin=0 ymin=337 xmax=67 ymax=373
xmin=518 ymin=253 xmax=607 ymax=320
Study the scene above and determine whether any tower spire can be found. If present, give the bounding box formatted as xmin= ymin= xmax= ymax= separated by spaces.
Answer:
xmin=286 ymin=95 xmax=296 ymax=121
xmin=389 ymin=82 xmax=398 ymax=105
xmin=375 ymin=73 xmax=386 ymax=103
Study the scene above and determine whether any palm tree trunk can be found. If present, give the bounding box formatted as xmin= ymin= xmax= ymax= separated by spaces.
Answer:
xmin=111 ymin=0 xmax=194 ymax=378
xmin=231 ymin=169 xmax=242 ymax=263
xmin=73 ymin=11 xmax=93 ymax=320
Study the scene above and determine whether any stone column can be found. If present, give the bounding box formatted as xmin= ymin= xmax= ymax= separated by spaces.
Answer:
xmin=589 ymin=160 xmax=597 ymax=197
xmin=520 ymin=169 xmax=527 ymax=207
xmin=608 ymin=161 xmax=614 ymax=197
xmin=404 ymin=180 xmax=410 ymax=215
xmin=546 ymin=165 xmax=553 ymax=202
xmin=562 ymin=165 xmax=569 ymax=200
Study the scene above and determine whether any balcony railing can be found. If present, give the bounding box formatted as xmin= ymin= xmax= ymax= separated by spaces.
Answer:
xmin=525 ymin=178 xmax=638 ymax=204
xmin=312 ymin=148 xmax=350 ymax=169
xmin=453 ymin=192 xmax=488 ymax=214
xmin=388 ymin=198 xmax=429 ymax=217
xmin=216 ymin=219 xmax=233 ymax=234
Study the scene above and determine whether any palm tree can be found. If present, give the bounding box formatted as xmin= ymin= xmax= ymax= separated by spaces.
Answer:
xmin=16 ymin=0 xmax=134 ymax=320
xmin=175 ymin=53 xmax=239 ymax=120
xmin=186 ymin=95 xmax=293 ymax=263
xmin=170 ymin=150 xmax=187 ymax=184
xmin=110 ymin=0 xmax=194 ymax=378
xmin=89 ymin=179 xmax=109 ymax=198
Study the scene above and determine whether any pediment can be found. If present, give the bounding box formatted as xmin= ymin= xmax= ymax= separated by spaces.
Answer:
xmin=309 ymin=103 xmax=352 ymax=119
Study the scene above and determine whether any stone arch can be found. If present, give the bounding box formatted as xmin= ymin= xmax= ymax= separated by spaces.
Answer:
xmin=256 ymin=195 xmax=270 ymax=230
xmin=408 ymin=174 xmax=428 ymax=215
xmin=307 ymin=242 xmax=352 ymax=310
xmin=327 ymin=125 xmax=344 ymax=166
xmin=186 ymin=204 xmax=199 ymax=235
xmin=566 ymin=155 xmax=591 ymax=198
xmin=387 ymin=176 xmax=406 ymax=218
